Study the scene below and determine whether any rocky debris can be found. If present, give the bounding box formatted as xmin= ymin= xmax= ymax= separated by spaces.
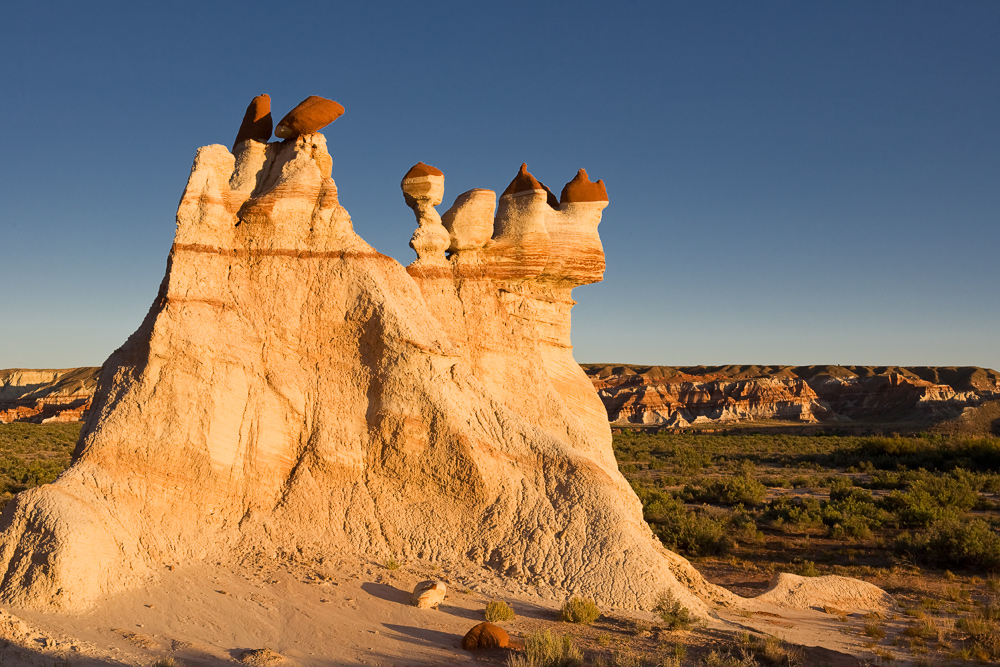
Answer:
xmin=0 ymin=367 xmax=98 ymax=423
xmin=410 ymin=580 xmax=446 ymax=608
xmin=584 ymin=364 xmax=1000 ymax=427
xmin=461 ymin=622 xmax=509 ymax=650
xmin=274 ymin=95 xmax=344 ymax=139
xmin=233 ymin=93 xmax=273 ymax=150
xmin=559 ymin=168 xmax=608 ymax=203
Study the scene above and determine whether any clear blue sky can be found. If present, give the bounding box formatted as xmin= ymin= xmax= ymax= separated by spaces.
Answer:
xmin=1 ymin=1 xmax=997 ymax=370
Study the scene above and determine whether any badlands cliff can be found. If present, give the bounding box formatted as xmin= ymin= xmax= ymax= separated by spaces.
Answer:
xmin=585 ymin=363 xmax=1000 ymax=427
xmin=0 ymin=368 xmax=98 ymax=424
xmin=0 ymin=96 xmax=727 ymax=614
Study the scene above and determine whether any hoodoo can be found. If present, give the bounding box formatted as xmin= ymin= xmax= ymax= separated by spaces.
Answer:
xmin=0 ymin=96 xmax=888 ymax=624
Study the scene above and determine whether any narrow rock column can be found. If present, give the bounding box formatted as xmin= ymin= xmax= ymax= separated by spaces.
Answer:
xmin=401 ymin=162 xmax=450 ymax=266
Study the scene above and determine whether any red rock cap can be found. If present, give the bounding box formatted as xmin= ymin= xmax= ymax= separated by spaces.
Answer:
xmin=232 ymin=94 xmax=273 ymax=150
xmin=501 ymin=163 xmax=559 ymax=208
xmin=274 ymin=96 xmax=345 ymax=139
xmin=401 ymin=162 xmax=444 ymax=182
xmin=559 ymin=169 xmax=608 ymax=204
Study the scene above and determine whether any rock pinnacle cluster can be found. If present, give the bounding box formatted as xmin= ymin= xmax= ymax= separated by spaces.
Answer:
xmin=0 ymin=95 xmax=887 ymax=621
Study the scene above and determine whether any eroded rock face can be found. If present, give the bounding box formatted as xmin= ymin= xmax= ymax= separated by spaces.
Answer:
xmin=0 ymin=127 xmax=715 ymax=615
xmin=584 ymin=364 xmax=1000 ymax=427
xmin=0 ymin=368 xmax=98 ymax=424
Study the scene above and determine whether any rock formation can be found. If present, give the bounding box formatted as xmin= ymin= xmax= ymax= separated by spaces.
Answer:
xmin=585 ymin=364 xmax=1000 ymax=427
xmin=0 ymin=106 xmax=721 ymax=615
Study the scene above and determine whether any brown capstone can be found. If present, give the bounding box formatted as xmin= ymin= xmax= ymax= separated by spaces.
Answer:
xmin=402 ymin=162 xmax=444 ymax=181
xmin=232 ymin=94 xmax=273 ymax=150
xmin=559 ymin=169 xmax=608 ymax=204
xmin=461 ymin=622 xmax=509 ymax=651
xmin=274 ymin=96 xmax=345 ymax=139
xmin=501 ymin=163 xmax=558 ymax=209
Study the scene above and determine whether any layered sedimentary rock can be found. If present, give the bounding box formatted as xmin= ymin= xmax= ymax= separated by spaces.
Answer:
xmin=584 ymin=364 xmax=1000 ymax=427
xmin=0 ymin=368 xmax=98 ymax=424
xmin=0 ymin=119 xmax=723 ymax=615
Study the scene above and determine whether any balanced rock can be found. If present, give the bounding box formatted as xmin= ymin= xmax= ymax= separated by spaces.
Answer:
xmin=410 ymin=580 xmax=446 ymax=609
xmin=232 ymin=94 xmax=273 ymax=150
xmin=559 ymin=168 xmax=608 ymax=204
xmin=461 ymin=622 xmax=509 ymax=651
xmin=274 ymin=95 xmax=345 ymax=138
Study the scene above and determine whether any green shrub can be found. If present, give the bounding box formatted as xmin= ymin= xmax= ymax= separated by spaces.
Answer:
xmin=896 ymin=517 xmax=1000 ymax=571
xmin=484 ymin=599 xmax=516 ymax=622
xmin=559 ymin=596 xmax=601 ymax=624
xmin=820 ymin=480 xmax=888 ymax=539
xmin=638 ymin=489 xmax=733 ymax=556
xmin=653 ymin=590 xmax=695 ymax=630
xmin=686 ymin=473 xmax=767 ymax=507
xmin=764 ymin=495 xmax=823 ymax=531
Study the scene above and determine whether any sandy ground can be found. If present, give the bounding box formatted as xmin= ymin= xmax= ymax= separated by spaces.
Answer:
xmin=0 ymin=554 xmax=882 ymax=666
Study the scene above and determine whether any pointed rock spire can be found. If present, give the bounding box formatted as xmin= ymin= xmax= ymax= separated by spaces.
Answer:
xmin=501 ymin=163 xmax=558 ymax=209
xmin=559 ymin=169 xmax=608 ymax=204
xmin=232 ymin=94 xmax=273 ymax=150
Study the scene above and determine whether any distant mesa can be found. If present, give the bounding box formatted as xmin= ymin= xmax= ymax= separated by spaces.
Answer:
xmin=560 ymin=168 xmax=608 ymax=204
xmin=274 ymin=95 xmax=345 ymax=139
xmin=232 ymin=93 xmax=273 ymax=150
xmin=501 ymin=163 xmax=559 ymax=209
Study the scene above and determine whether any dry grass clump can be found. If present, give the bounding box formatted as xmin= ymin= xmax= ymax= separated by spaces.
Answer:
xmin=506 ymin=630 xmax=582 ymax=667
xmin=652 ymin=591 xmax=694 ymax=631
xmin=863 ymin=621 xmax=887 ymax=639
xmin=559 ymin=596 xmax=601 ymax=625
xmin=485 ymin=599 xmax=516 ymax=622
xmin=902 ymin=619 xmax=939 ymax=641
xmin=238 ymin=648 xmax=284 ymax=666
xmin=382 ymin=557 xmax=400 ymax=570
xmin=735 ymin=632 xmax=803 ymax=666
xmin=956 ymin=614 xmax=1000 ymax=661
xmin=152 ymin=658 xmax=176 ymax=667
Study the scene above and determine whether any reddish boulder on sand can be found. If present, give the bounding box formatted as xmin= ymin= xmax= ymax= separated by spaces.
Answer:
xmin=461 ymin=622 xmax=509 ymax=650
xmin=232 ymin=94 xmax=273 ymax=150
xmin=275 ymin=96 xmax=345 ymax=139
